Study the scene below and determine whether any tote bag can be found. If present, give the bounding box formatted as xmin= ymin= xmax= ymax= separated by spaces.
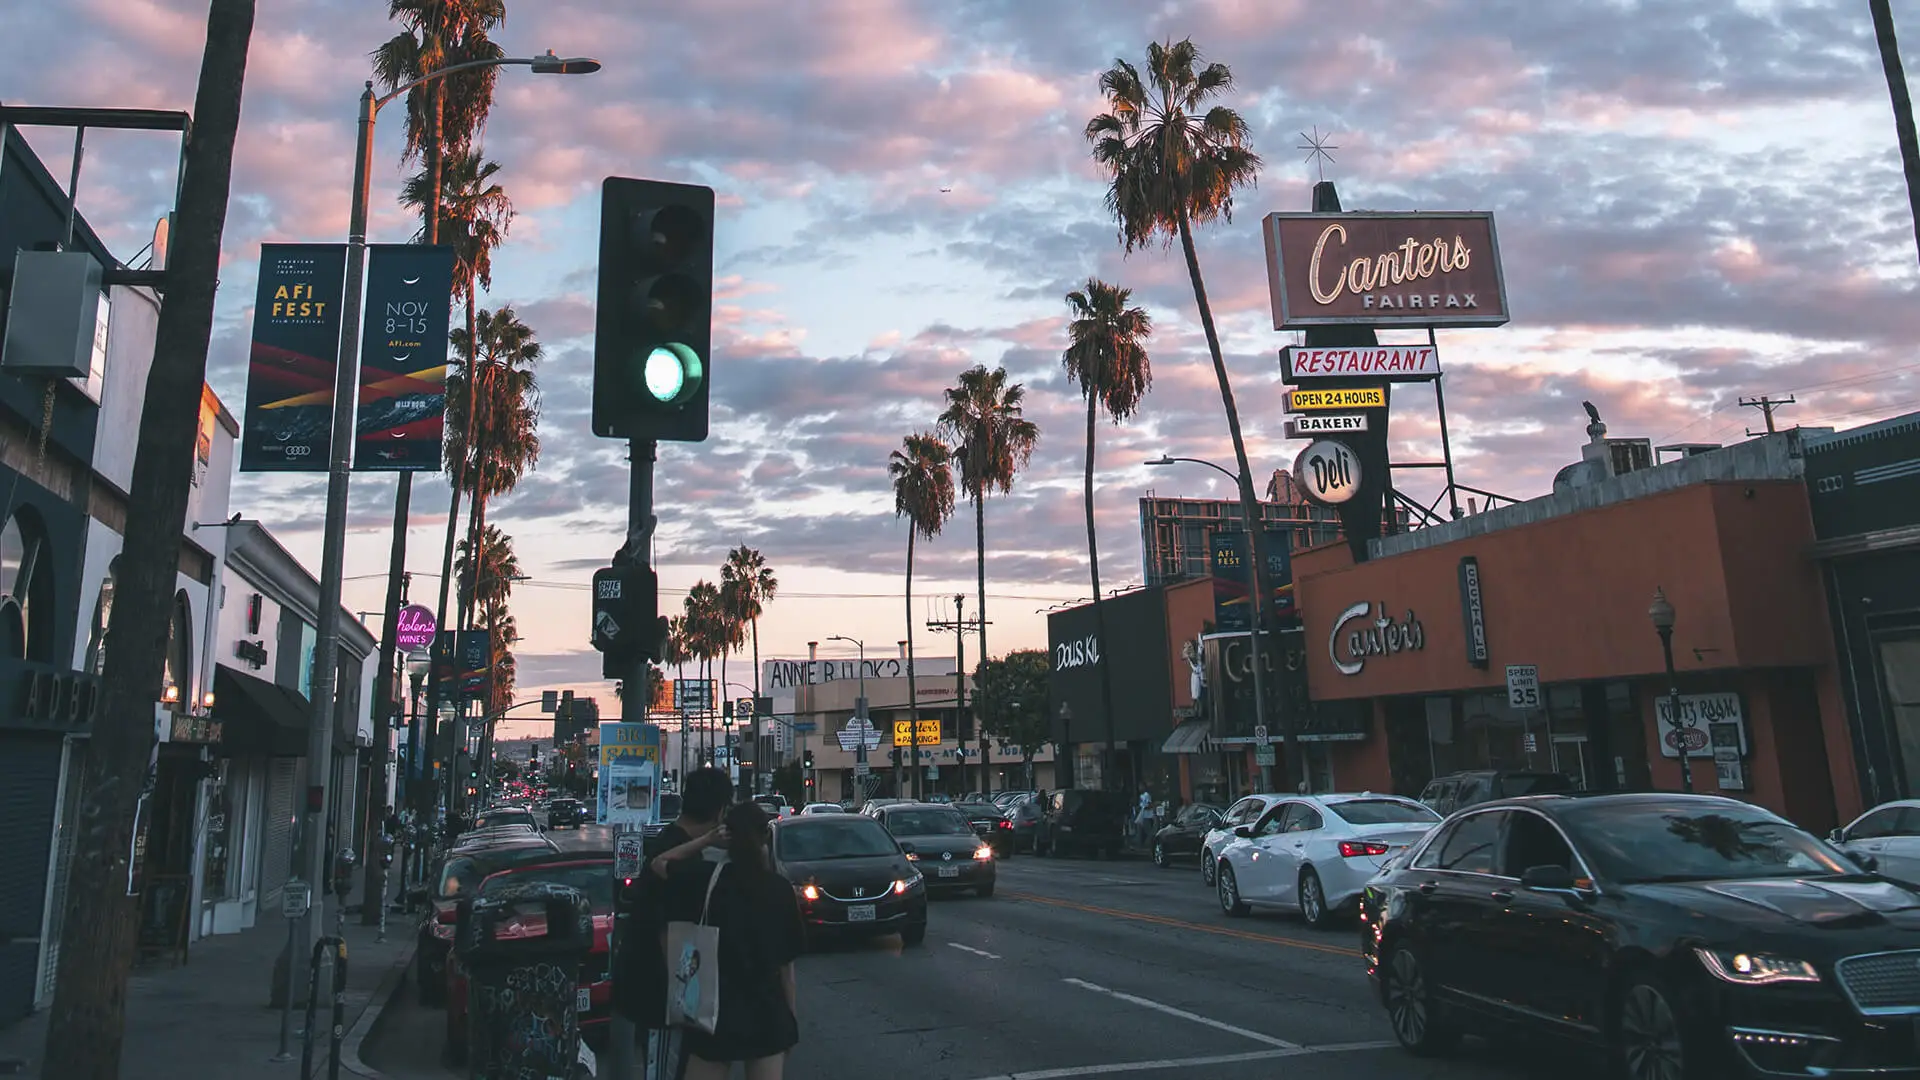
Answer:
xmin=664 ymin=865 xmax=724 ymax=1034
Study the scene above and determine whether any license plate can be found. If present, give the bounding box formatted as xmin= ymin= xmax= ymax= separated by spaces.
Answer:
xmin=937 ymin=866 xmax=960 ymax=878
xmin=576 ymin=987 xmax=590 ymax=1013
xmin=847 ymin=904 xmax=876 ymax=922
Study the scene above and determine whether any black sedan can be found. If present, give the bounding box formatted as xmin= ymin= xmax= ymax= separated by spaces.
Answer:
xmin=1150 ymin=803 xmax=1224 ymax=869
xmin=546 ymin=797 xmax=587 ymax=829
xmin=1363 ymin=792 xmax=1920 ymax=1079
xmin=872 ymin=803 xmax=997 ymax=896
xmin=954 ymin=799 xmax=1018 ymax=857
xmin=773 ymin=815 xmax=927 ymax=946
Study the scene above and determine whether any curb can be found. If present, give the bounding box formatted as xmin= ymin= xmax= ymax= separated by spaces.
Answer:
xmin=341 ymin=940 xmax=415 ymax=1079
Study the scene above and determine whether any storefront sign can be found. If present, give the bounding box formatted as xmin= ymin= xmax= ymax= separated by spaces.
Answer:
xmin=597 ymin=722 xmax=662 ymax=826
xmin=1284 ymin=414 xmax=1368 ymax=439
xmin=169 ymin=714 xmax=223 ymax=744
xmin=1329 ymin=601 xmax=1426 ymax=676
xmin=1285 ymin=386 xmax=1386 ymax=411
xmin=1261 ymin=211 xmax=1510 ymax=329
xmin=1280 ymin=345 xmax=1441 ymax=383
xmin=764 ymin=657 xmax=956 ymax=689
xmin=240 ymin=243 xmax=348 ymax=472
xmin=1457 ymin=557 xmax=1489 ymax=669
xmin=234 ymin=639 xmax=269 ymax=669
xmin=1293 ymin=440 xmax=1363 ymax=507
xmin=892 ymin=719 xmax=943 ymax=746
xmin=1054 ymin=634 xmax=1101 ymax=670
xmin=1654 ymin=692 xmax=1748 ymax=760
xmin=394 ymin=603 xmax=437 ymax=650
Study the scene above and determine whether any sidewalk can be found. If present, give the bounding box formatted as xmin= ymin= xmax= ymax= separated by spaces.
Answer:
xmin=0 ymin=900 xmax=414 ymax=1080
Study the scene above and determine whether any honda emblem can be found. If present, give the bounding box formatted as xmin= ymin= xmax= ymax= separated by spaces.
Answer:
xmin=852 ymin=886 xmax=865 ymax=897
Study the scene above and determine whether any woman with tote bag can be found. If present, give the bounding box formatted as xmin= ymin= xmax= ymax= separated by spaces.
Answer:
xmin=652 ymin=801 xmax=803 ymax=1079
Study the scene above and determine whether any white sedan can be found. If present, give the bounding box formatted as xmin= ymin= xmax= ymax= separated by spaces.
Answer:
xmin=1214 ymin=793 xmax=1441 ymax=929
xmin=799 ymin=802 xmax=848 ymax=815
xmin=1199 ymin=794 xmax=1289 ymax=887
xmin=1830 ymin=798 xmax=1920 ymax=881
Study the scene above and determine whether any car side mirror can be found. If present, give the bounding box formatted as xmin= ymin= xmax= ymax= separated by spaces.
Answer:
xmin=1521 ymin=864 xmax=1577 ymax=891
xmin=1827 ymin=828 xmax=1845 ymax=844
xmin=1233 ymin=826 xmax=1254 ymax=839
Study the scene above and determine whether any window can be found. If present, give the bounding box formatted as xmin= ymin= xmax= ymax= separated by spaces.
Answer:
xmin=1415 ymin=811 xmax=1503 ymax=875
xmin=885 ymin=810 xmax=972 ymax=836
xmin=777 ymin=819 xmax=897 ymax=861
xmin=1281 ymin=804 xmax=1324 ymax=833
xmin=1562 ymin=801 xmax=1850 ymax=884
xmin=83 ymin=561 xmax=117 ymax=676
xmin=0 ymin=511 xmax=52 ymax=662
xmin=1255 ymin=805 xmax=1288 ymax=837
xmin=1328 ymin=799 xmax=1440 ymax=826
xmin=1502 ymin=811 xmax=1581 ymax=879
xmin=1225 ymin=798 xmax=1260 ymax=825
xmin=1848 ymin=808 xmax=1904 ymax=840
xmin=161 ymin=593 xmax=192 ymax=708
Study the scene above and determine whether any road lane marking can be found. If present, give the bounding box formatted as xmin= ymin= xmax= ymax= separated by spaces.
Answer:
xmin=1001 ymin=891 xmax=1360 ymax=957
xmin=1061 ymin=978 xmax=1300 ymax=1049
xmin=948 ymin=943 xmax=1001 ymax=959
xmin=955 ymin=1040 xmax=1399 ymax=1079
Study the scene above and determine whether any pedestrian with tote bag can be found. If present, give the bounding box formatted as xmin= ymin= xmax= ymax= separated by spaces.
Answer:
xmin=651 ymin=801 xmax=803 ymax=1080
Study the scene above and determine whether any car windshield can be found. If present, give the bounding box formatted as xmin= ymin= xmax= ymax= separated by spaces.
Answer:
xmin=1328 ymin=799 xmax=1440 ymax=825
xmin=1562 ymin=801 xmax=1855 ymax=884
xmin=473 ymin=809 xmax=534 ymax=829
xmin=955 ymin=802 xmax=1002 ymax=817
xmin=777 ymin=820 xmax=899 ymax=860
xmin=887 ymin=810 xmax=974 ymax=836
xmin=480 ymin=861 xmax=616 ymax=912
xmin=1498 ymin=774 xmax=1573 ymax=796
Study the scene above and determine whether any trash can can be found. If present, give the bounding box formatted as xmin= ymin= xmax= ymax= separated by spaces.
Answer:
xmin=456 ymin=881 xmax=595 ymax=1079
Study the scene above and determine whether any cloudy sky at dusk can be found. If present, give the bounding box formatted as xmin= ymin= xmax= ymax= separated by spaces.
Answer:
xmin=11 ymin=0 xmax=1920 ymax=737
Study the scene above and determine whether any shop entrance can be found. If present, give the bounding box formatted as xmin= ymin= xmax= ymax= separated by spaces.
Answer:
xmin=1874 ymin=634 xmax=1920 ymax=797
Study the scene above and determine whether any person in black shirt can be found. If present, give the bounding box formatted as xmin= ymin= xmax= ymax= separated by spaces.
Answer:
xmin=652 ymin=801 xmax=803 ymax=1080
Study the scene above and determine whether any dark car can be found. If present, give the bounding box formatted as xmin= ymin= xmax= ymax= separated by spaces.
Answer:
xmin=1150 ymin=803 xmax=1224 ymax=869
xmin=642 ymin=793 xmax=683 ymax=839
xmin=411 ymin=833 xmax=559 ymax=1006
xmin=547 ymin=797 xmax=587 ymax=830
xmin=1003 ymin=795 xmax=1044 ymax=853
xmin=1363 ymin=792 xmax=1920 ymax=1079
xmin=775 ymin=815 xmax=928 ymax=946
xmin=872 ymin=803 xmax=996 ymax=896
xmin=1034 ymin=789 xmax=1129 ymax=859
xmin=470 ymin=806 xmax=540 ymax=833
xmin=953 ymin=800 xmax=1017 ymax=857
xmin=1416 ymin=770 xmax=1573 ymax=816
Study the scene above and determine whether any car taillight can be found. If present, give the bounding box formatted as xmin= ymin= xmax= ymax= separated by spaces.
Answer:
xmin=973 ymin=846 xmax=993 ymax=861
xmin=1339 ymin=841 xmax=1390 ymax=858
xmin=801 ymin=884 xmax=820 ymax=901
xmin=997 ymin=819 xmax=1011 ymax=830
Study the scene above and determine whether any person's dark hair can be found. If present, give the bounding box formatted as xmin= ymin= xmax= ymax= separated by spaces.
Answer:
xmin=680 ymin=768 xmax=731 ymax=822
xmin=723 ymin=801 xmax=772 ymax=871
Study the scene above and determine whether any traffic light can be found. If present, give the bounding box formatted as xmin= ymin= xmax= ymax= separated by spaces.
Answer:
xmin=803 ymin=750 xmax=815 ymax=770
xmin=594 ymin=177 xmax=714 ymax=442
xmin=593 ymin=563 xmax=668 ymax=676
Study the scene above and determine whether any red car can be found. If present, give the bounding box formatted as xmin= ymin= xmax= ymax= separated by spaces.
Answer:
xmin=443 ymin=857 xmax=616 ymax=1064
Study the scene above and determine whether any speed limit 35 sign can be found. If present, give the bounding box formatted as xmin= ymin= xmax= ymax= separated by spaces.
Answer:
xmin=1505 ymin=665 xmax=1540 ymax=709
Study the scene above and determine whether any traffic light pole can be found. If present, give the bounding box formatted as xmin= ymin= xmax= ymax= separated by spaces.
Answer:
xmin=606 ymin=438 xmax=656 ymax=1080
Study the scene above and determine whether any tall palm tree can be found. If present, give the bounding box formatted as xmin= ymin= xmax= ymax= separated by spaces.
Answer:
xmin=685 ymin=581 xmax=724 ymax=761
xmin=443 ymin=304 xmax=539 ymax=628
xmin=662 ymin=615 xmax=692 ymax=775
xmin=889 ymin=433 xmax=954 ymax=799
xmin=1088 ymin=39 xmax=1276 ymax=787
xmin=455 ymin=523 xmax=520 ymax=774
xmin=937 ymin=366 xmax=1038 ymax=795
xmin=1063 ymin=279 xmax=1153 ymax=786
xmin=721 ymin=546 xmax=778 ymax=790
xmin=1872 ymin=0 xmax=1920 ymax=266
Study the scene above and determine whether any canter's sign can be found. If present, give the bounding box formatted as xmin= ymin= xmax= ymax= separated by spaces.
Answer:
xmin=1286 ymin=386 xmax=1385 ymax=412
xmin=1285 ymin=414 xmax=1368 ymax=439
xmin=1262 ymin=211 xmax=1510 ymax=329
xmin=892 ymin=719 xmax=943 ymax=746
xmin=1282 ymin=345 xmax=1440 ymax=383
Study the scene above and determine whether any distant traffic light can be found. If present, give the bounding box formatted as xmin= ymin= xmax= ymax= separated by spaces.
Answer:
xmin=594 ymin=177 xmax=714 ymax=443
xmin=803 ymin=750 xmax=815 ymax=770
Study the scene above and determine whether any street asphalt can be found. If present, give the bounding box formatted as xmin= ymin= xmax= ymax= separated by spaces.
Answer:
xmin=363 ymin=830 xmax=1577 ymax=1080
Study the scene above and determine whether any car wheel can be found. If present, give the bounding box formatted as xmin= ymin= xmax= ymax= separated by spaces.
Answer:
xmin=1381 ymin=946 xmax=1459 ymax=1055
xmin=1299 ymin=867 xmax=1334 ymax=930
xmin=1201 ymin=851 xmax=1216 ymax=888
xmin=1614 ymin=978 xmax=1690 ymax=1080
xmin=900 ymin=922 xmax=927 ymax=947
xmin=1218 ymin=863 xmax=1250 ymax=917
xmin=1152 ymin=841 xmax=1169 ymax=868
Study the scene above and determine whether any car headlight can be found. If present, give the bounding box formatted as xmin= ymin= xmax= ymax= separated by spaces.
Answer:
xmin=892 ymin=879 xmax=909 ymax=895
xmin=973 ymin=846 xmax=994 ymax=861
xmin=799 ymin=884 xmax=819 ymax=901
xmin=1694 ymin=947 xmax=1821 ymax=985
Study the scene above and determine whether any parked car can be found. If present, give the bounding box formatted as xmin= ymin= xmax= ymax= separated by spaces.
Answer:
xmin=800 ymin=802 xmax=848 ymax=815
xmin=470 ymin=806 xmax=541 ymax=832
xmin=1364 ymin=792 xmax=1918 ymax=1079
xmin=443 ymin=855 xmax=616 ymax=1063
xmin=775 ymin=815 xmax=928 ymax=946
xmin=753 ymin=794 xmax=796 ymax=819
xmin=546 ymin=797 xmax=587 ymax=830
xmin=859 ymin=798 xmax=911 ymax=817
xmin=1200 ymin=795 xmax=1288 ymax=887
xmin=1033 ymin=789 xmax=1130 ymax=859
xmin=411 ymin=833 xmax=559 ymax=1006
xmin=1002 ymin=794 xmax=1043 ymax=853
xmin=953 ymin=799 xmax=1017 ymax=857
xmin=1150 ymin=803 xmax=1225 ymax=869
xmin=1212 ymin=794 xmax=1439 ymax=928
xmin=871 ymin=803 xmax=996 ymax=896
xmin=1416 ymin=770 xmax=1572 ymax=816
xmin=992 ymin=790 xmax=1033 ymax=810
xmin=1830 ymin=798 xmax=1920 ymax=881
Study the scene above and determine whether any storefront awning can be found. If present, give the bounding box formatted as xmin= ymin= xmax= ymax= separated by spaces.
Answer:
xmin=1161 ymin=719 xmax=1212 ymax=754
xmin=212 ymin=665 xmax=309 ymax=757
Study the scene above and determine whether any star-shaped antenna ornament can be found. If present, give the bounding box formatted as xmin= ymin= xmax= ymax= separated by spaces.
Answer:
xmin=1298 ymin=126 xmax=1338 ymax=183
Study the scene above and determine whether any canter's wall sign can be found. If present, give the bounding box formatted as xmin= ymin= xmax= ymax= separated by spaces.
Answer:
xmin=1262 ymin=212 xmax=1510 ymax=329
xmin=1286 ymin=386 xmax=1385 ymax=411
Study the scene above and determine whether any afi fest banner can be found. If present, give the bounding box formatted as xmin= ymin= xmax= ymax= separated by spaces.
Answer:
xmin=354 ymin=244 xmax=455 ymax=471
xmin=240 ymin=244 xmax=348 ymax=471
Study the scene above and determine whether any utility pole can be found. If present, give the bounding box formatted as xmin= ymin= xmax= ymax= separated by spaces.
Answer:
xmin=926 ymin=595 xmax=988 ymax=793
xmin=1740 ymin=394 xmax=1795 ymax=435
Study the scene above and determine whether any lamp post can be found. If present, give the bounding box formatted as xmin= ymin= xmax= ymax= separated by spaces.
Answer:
xmin=300 ymin=49 xmax=601 ymax=959
xmin=1647 ymin=587 xmax=1692 ymax=794
xmin=1147 ymin=453 xmax=1283 ymax=794
xmin=1058 ymin=702 xmax=1073 ymax=789
xmin=828 ymin=636 xmax=868 ymax=804
xmin=401 ymin=646 xmax=431 ymax=895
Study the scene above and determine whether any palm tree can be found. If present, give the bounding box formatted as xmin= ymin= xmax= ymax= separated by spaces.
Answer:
xmin=937 ymin=366 xmax=1038 ymax=796
xmin=662 ymin=615 xmax=692 ymax=775
xmin=1872 ymin=0 xmax=1920 ymax=266
xmin=685 ymin=581 xmax=724 ymax=761
xmin=721 ymin=546 xmax=778 ymax=790
xmin=455 ymin=524 xmax=520 ymax=773
xmin=1088 ymin=39 xmax=1280 ymax=787
xmin=889 ymin=434 xmax=954 ymax=799
xmin=444 ymin=304 xmax=539 ymax=628
xmin=1063 ymin=279 xmax=1153 ymax=788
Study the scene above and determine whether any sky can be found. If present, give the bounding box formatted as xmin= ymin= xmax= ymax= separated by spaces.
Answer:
xmin=10 ymin=0 xmax=1920 ymax=738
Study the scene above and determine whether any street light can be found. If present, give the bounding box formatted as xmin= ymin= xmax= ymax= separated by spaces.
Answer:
xmin=827 ymin=635 xmax=869 ymax=803
xmin=1648 ymin=587 xmax=1692 ymax=794
xmin=301 ymin=49 xmax=601 ymax=959
xmin=1146 ymin=452 xmax=1280 ymax=793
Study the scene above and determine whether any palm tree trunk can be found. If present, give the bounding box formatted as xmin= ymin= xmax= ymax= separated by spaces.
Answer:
xmin=1873 ymin=0 xmax=1920 ymax=266
xmin=1175 ymin=210 xmax=1299 ymax=793
xmin=41 ymin=2 xmax=255 ymax=1074
xmin=972 ymin=491 xmax=987 ymax=795
xmin=750 ymin=616 xmax=762 ymax=795
xmin=1084 ymin=392 xmax=1120 ymax=792
xmin=453 ymin=284 xmax=480 ymax=631
xmin=904 ymin=529 xmax=919 ymax=800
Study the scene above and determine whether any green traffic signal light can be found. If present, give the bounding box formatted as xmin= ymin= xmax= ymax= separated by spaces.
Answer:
xmin=643 ymin=343 xmax=703 ymax=404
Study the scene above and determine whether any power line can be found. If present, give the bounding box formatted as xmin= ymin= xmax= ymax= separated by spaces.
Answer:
xmin=1739 ymin=394 xmax=1795 ymax=435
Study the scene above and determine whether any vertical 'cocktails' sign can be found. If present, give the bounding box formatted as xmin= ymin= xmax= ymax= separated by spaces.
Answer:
xmin=354 ymin=244 xmax=454 ymax=471
xmin=240 ymin=244 xmax=347 ymax=471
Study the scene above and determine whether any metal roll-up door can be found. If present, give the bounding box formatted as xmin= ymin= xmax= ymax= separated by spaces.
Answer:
xmin=259 ymin=758 xmax=297 ymax=907
xmin=0 ymin=733 xmax=64 ymax=1023
xmin=36 ymin=736 xmax=84 ymax=1008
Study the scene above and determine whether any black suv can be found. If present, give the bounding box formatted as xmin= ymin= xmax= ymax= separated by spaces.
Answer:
xmin=1033 ymin=789 xmax=1129 ymax=858
xmin=1418 ymin=770 xmax=1573 ymax=816
xmin=547 ymin=797 xmax=587 ymax=829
